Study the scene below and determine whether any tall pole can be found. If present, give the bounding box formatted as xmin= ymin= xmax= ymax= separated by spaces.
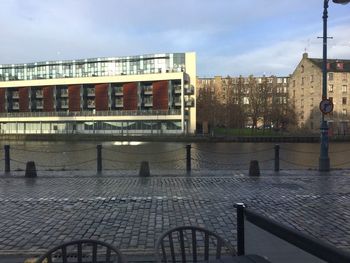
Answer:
xmin=319 ymin=0 xmax=330 ymax=171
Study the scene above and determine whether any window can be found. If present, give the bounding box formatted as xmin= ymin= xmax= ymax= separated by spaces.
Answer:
xmin=293 ymin=80 xmax=296 ymax=87
xmin=328 ymin=73 xmax=334 ymax=81
xmin=342 ymin=85 xmax=347 ymax=93
xmin=310 ymin=75 xmax=314 ymax=83
xmin=301 ymin=77 xmax=304 ymax=85
xmin=343 ymin=109 xmax=347 ymax=116
xmin=336 ymin=62 xmax=344 ymax=70
xmin=329 ymin=84 xmax=334 ymax=92
xmin=243 ymin=97 xmax=249 ymax=104
xmin=343 ymin=73 xmax=347 ymax=82
xmin=342 ymin=97 xmax=347 ymax=105
xmin=301 ymin=65 xmax=304 ymax=73
xmin=329 ymin=97 xmax=333 ymax=102
xmin=310 ymin=98 xmax=314 ymax=107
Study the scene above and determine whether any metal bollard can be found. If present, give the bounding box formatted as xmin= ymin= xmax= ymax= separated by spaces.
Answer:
xmin=4 ymin=145 xmax=10 ymax=173
xmin=97 ymin=144 xmax=102 ymax=173
xmin=274 ymin=144 xmax=280 ymax=172
xmin=235 ymin=203 xmax=246 ymax=256
xmin=186 ymin=144 xmax=191 ymax=173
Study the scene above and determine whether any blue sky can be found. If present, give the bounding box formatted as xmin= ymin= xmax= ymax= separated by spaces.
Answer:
xmin=0 ymin=0 xmax=349 ymax=77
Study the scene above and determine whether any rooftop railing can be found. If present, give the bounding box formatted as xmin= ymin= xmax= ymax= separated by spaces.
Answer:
xmin=0 ymin=109 xmax=181 ymax=118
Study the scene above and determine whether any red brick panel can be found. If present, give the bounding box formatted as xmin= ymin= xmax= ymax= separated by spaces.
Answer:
xmin=152 ymin=81 xmax=168 ymax=110
xmin=43 ymin=86 xmax=54 ymax=112
xmin=0 ymin=89 xmax=5 ymax=112
xmin=95 ymin=84 xmax=109 ymax=111
xmin=68 ymin=85 xmax=81 ymax=111
xmin=19 ymin=87 xmax=29 ymax=112
xmin=123 ymin=83 xmax=138 ymax=110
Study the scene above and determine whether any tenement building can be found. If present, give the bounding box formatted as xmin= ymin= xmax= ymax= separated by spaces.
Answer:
xmin=290 ymin=53 xmax=350 ymax=134
xmin=196 ymin=75 xmax=289 ymax=127
xmin=0 ymin=52 xmax=196 ymax=135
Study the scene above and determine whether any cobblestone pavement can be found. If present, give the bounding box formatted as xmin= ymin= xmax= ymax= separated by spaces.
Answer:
xmin=0 ymin=169 xmax=350 ymax=259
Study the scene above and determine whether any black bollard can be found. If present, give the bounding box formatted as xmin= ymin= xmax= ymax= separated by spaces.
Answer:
xmin=25 ymin=161 xmax=37 ymax=178
xmin=235 ymin=203 xmax=246 ymax=256
xmin=97 ymin=144 xmax=102 ymax=173
xmin=4 ymin=145 xmax=10 ymax=173
xmin=249 ymin=160 xmax=260 ymax=176
xmin=139 ymin=161 xmax=150 ymax=177
xmin=274 ymin=144 xmax=280 ymax=172
xmin=186 ymin=144 xmax=191 ymax=173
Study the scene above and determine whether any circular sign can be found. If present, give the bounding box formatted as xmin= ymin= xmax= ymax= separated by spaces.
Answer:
xmin=319 ymin=99 xmax=334 ymax=114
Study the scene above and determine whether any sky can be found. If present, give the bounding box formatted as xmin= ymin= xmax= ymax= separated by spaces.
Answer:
xmin=0 ymin=0 xmax=349 ymax=77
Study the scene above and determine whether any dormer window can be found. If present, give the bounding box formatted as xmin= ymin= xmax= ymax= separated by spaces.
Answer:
xmin=336 ymin=62 xmax=344 ymax=70
xmin=327 ymin=63 xmax=330 ymax=70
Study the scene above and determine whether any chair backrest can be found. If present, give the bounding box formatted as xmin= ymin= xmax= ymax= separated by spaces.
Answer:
xmin=35 ymin=239 xmax=126 ymax=263
xmin=155 ymin=226 xmax=236 ymax=263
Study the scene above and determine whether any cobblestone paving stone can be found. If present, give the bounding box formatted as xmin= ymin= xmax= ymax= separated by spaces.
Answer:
xmin=0 ymin=169 xmax=350 ymax=257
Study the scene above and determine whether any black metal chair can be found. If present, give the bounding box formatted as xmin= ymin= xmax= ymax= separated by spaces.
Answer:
xmin=35 ymin=239 xmax=126 ymax=263
xmin=155 ymin=226 xmax=236 ymax=262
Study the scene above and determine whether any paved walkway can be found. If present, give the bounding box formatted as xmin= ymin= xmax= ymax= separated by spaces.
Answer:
xmin=0 ymin=169 xmax=350 ymax=261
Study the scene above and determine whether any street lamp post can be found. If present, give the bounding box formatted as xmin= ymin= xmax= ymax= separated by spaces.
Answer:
xmin=319 ymin=0 xmax=350 ymax=172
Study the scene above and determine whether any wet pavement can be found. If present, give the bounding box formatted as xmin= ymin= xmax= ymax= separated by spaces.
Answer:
xmin=0 ymin=169 xmax=350 ymax=261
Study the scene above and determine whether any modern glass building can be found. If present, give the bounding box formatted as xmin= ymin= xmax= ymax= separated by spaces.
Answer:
xmin=0 ymin=52 xmax=196 ymax=135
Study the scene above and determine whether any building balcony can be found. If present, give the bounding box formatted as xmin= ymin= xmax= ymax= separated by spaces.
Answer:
xmin=114 ymin=87 xmax=123 ymax=96
xmin=174 ymin=85 xmax=182 ymax=94
xmin=12 ymin=92 xmax=19 ymax=99
xmin=185 ymin=98 xmax=194 ymax=107
xmin=36 ymin=103 xmax=43 ymax=109
xmin=60 ymin=91 xmax=68 ymax=97
xmin=12 ymin=103 xmax=19 ymax=109
xmin=184 ymin=85 xmax=194 ymax=95
xmin=35 ymin=91 xmax=43 ymax=98
xmin=115 ymin=99 xmax=123 ymax=107
xmin=144 ymin=99 xmax=153 ymax=107
xmin=144 ymin=86 xmax=153 ymax=95
xmin=87 ymin=89 xmax=95 ymax=96
xmin=174 ymin=98 xmax=181 ymax=106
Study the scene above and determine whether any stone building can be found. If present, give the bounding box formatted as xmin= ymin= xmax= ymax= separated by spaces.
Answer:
xmin=290 ymin=53 xmax=350 ymax=134
xmin=196 ymin=75 xmax=289 ymax=128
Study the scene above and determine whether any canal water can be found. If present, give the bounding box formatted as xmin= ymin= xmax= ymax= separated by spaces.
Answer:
xmin=1 ymin=141 xmax=350 ymax=172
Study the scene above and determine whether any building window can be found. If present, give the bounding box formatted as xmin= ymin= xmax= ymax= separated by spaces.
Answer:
xmin=329 ymin=97 xmax=333 ymax=102
xmin=337 ymin=62 xmax=344 ymax=70
xmin=343 ymin=109 xmax=347 ymax=116
xmin=329 ymin=84 xmax=334 ymax=92
xmin=301 ymin=65 xmax=304 ymax=73
xmin=328 ymin=73 xmax=334 ymax=81
xmin=342 ymin=97 xmax=347 ymax=105
xmin=243 ymin=97 xmax=249 ymax=104
xmin=342 ymin=85 xmax=347 ymax=93
xmin=301 ymin=77 xmax=304 ymax=85
xmin=293 ymin=80 xmax=295 ymax=87
xmin=343 ymin=73 xmax=347 ymax=82
xmin=310 ymin=75 xmax=314 ymax=83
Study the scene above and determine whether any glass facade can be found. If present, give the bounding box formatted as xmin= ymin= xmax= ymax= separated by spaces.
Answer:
xmin=0 ymin=120 xmax=182 ymax=134
xmin=0 ymin=53 xmax=186 ymax=82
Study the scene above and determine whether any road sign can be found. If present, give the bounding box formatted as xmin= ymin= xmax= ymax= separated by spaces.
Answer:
xmin=319 ymin=99 xmax=334 ymax=114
